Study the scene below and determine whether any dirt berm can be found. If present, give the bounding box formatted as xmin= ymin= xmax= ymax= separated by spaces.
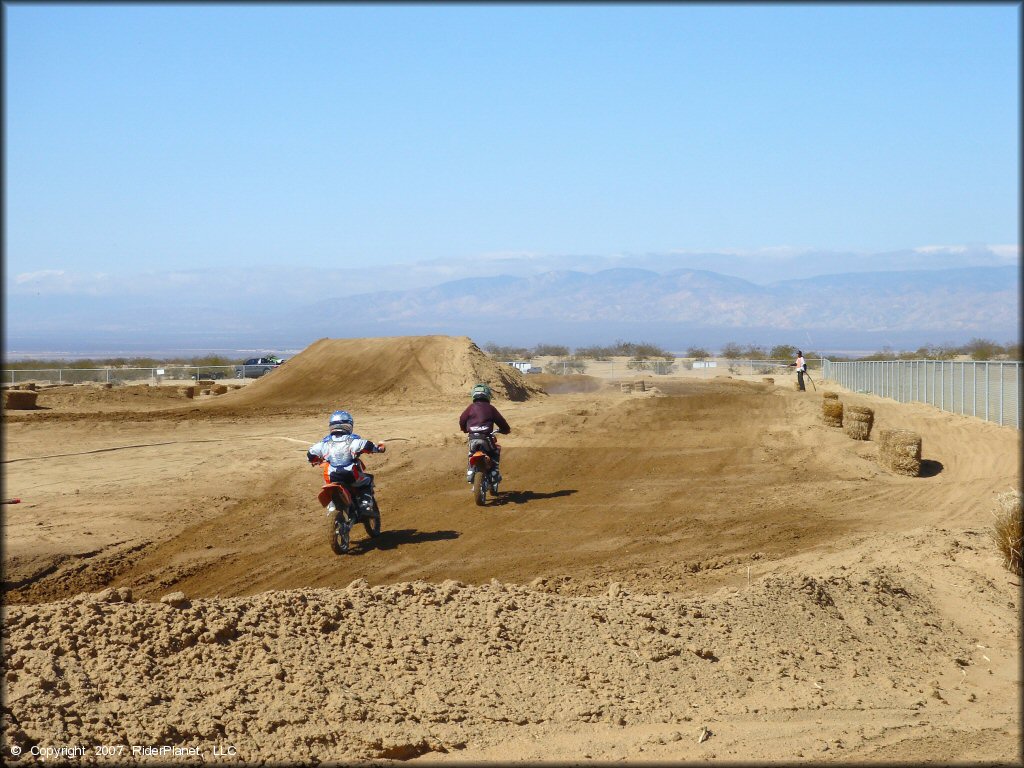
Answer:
xmin=209 ymin=335 xmax=543 ymax=409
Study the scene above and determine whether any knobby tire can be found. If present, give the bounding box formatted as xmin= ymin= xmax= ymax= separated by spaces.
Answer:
xmin=473 ymin=471 xmax=486 ymax=506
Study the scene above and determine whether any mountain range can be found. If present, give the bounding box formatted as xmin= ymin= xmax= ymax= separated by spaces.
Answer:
xmin=4 ymin=263 xmax=1018 ymax=356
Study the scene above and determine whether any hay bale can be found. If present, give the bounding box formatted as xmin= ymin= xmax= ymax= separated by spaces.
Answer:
xmin=178 ymin=386 xmax=196 ymax=399
xmin=822 ymin=391 xmax=838 ymax=400
xmin=822 ymin=400 xmax=843 ymax=427
xmin=844 ymin=405 xmax=874 ymax=440
xmin=762 ymin=377 xmax=774 ymax=384
xmin=879 ymin=429 xmax=922 ymax=476
xmin=635 ymin=380 xmax=647 ymax=392
xmin=620 ymin=382 xmax=634 ymax=393
xmin=197 ymin=379 xmax=215 ymax=387
xmin=3 ymin=390 xmax=38 ymax=409
xmin=211 ymin=384 xmax=228 ymax=395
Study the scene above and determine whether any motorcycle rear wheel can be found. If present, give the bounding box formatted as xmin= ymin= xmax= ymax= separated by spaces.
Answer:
xmin=362 ymin=499 xmax=382 ymax=538
xmin=328 ymin=496 xmax=350 ymax=555
xmin=472 ymin=471 xmax=487 ymax=506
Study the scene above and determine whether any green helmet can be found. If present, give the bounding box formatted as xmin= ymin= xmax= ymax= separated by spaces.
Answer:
xmin=471 ymin=383 xmax=492 ymax=402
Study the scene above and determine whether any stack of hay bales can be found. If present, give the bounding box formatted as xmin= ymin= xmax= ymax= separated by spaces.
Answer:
xmin=3 ymin=390 xmax=38 ymax=409
xmin=878 ymin=429 xmax=922 ymax=476
xmin=620 ymin=382 xmax=634 ymax=393
xmin=822 ymin=393 xmax=843 ymax=427
xmin=844 ymin=405 xmax=874 ymax=440
xmin=635 ymin=380 xmax=647 ymax=392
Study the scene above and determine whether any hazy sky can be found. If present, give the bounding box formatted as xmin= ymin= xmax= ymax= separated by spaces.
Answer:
xmin=5 ymin=3 xmax=1020 ymax=281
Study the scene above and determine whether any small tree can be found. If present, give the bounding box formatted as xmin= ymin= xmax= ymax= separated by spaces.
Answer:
xmin=720 ymin=342 xmax=743 ymax=359
xmin=686 ymin=346 xmax=710 ymax=360
xmin=963 ymin=337 xmax=1002 ymax=361
xmin=769 ymin=344 xmax=797 ymax=361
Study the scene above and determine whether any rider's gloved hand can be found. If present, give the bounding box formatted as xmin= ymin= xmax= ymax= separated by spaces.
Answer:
xmin=376 ymin=443 xmax=386 ymax=453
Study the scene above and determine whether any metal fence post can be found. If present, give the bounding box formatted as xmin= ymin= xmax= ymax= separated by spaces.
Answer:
xmin=1000 ymin=362 xmax=1004 ymax=426
xmin=985 ymin=362 xmax=990 ymax=422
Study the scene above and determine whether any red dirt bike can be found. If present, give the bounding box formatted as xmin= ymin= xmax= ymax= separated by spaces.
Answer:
xmin=311 ymin=453 xmax=383 ymax=554
xmin=467 ymin=431 xmax=502 ymax=506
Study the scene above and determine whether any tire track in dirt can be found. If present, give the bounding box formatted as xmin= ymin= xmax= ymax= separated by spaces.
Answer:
xmin=11 ymin=382 xmax=992 ymax=604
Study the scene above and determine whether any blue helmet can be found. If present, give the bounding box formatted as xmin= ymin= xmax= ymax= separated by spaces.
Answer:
xmin=329 ymin=410 xmax=353 ymax=435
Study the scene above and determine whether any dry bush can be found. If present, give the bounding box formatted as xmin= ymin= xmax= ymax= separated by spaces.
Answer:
xmin=991 ymin=490 xmax=1022 ymax=576
xmin=844 ymin=405 xmax=874 ymax=440
xmin=878 ymin=429 xmax=922 ymax=476
xmin=822 ymin=400 xmax=843 ymax=427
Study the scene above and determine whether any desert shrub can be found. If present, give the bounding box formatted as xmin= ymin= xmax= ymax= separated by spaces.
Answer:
xmin=686 ymin=346 xmax=710 ymax=360
xmin=626 ymin=359 xmax=676 ymax=374
xmin=741 ymin=344 xmax=768 ymax=359
xmin=483 ymin=343 xmax=529 ymax=360
xmin=991 ymin=489 xmax=1022 ymax=576
xmin=720 ymin=343 xmax=743 ymax=359
xmin=544 ymin=358 xmax=587 ymax=375
xmin=769 ymin=344 xmax=797 ymax=360
xmin=963 ymin=337 xmax=1003 ymax=361
xmin=574 ymin=346 xmax=613 ymax=360
xmin=531 ymin=344 xmax=569 ymax=357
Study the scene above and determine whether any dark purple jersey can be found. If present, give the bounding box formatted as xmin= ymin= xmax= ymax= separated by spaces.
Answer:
xmin=459 ymin=401 xmax=511 ymax=436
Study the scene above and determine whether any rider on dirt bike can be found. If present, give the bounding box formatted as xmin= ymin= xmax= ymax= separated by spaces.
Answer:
xmin=459 ymin=384 xmax=510 ymax=486
xmin=307 ymin=410 xmax=386 ymax=514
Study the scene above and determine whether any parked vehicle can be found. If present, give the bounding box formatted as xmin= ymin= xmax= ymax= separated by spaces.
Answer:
xmin=311 ymin=452 xmax=383 ymax=554
xmin=467 ymin=430 xmax=502 ymax=506
xmin=234 ymin=357 xmax=284 ymax=379
xmin=191 ymin=371 xmax=227 ymax=380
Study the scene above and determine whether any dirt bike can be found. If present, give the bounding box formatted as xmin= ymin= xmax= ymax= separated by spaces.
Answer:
xmin=467 ymin=431 xmax=502 ymax=506
xmin=311 ymin=452 xmax=383 ymax=554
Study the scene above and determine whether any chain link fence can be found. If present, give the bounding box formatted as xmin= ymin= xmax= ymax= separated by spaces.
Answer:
xmin=821 ymin=359 xmax=1021 ymax=429
xmin=2 ymin=365 xmax=237 ymax=385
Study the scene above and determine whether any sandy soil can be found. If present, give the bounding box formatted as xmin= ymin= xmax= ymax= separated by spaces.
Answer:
xmin=2 ymin=336 xmax=1020 ymax=764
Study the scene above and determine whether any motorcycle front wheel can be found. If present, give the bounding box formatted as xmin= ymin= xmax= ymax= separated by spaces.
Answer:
xmin=328 ymin=505 xmax=350 ymax=555
xmin=472 ymin=471 xmax=487 ymax=506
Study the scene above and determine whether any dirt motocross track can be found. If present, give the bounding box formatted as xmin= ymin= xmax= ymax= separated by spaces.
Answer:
xmin=3 ymin=335 xmax=1021 ymax=764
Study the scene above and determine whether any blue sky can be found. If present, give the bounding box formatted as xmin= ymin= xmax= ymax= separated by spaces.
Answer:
xmin=4 ymin=3 xmax=1020 ymax=284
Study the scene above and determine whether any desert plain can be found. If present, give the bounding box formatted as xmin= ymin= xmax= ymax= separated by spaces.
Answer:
xmin=2 ymin=335 xmax=1021 ymax=764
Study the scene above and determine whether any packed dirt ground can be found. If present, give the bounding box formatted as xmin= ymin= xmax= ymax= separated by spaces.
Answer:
xmin=2 ymin=336 xmax=1021 ymax=763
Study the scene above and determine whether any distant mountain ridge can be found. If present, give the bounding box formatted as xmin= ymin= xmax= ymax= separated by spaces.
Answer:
xmin=303 ymin=264 xmax=1017 ymax=335
xmin=5 ymin=263 xmax=1017 ymax=354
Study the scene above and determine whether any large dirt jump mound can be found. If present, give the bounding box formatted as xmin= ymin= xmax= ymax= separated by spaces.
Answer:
xmin=215 ymin=335 xmax=543 ymax=408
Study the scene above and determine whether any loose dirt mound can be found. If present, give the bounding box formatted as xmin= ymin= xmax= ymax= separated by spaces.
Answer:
xmin=211 ymin=336 xmax=543 ymax=408
xmin=2 ymin=533 xmax=1013 ymax=763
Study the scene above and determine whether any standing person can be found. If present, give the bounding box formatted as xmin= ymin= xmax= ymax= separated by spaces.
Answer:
xmin=790 ymin=350 xmax=807 ymax=391
xmin=459 ymin=384 xmax=511 ymax=486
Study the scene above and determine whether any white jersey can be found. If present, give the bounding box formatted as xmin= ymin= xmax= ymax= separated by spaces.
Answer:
xmin=308 ymin=433 xmax=374 ymax=470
